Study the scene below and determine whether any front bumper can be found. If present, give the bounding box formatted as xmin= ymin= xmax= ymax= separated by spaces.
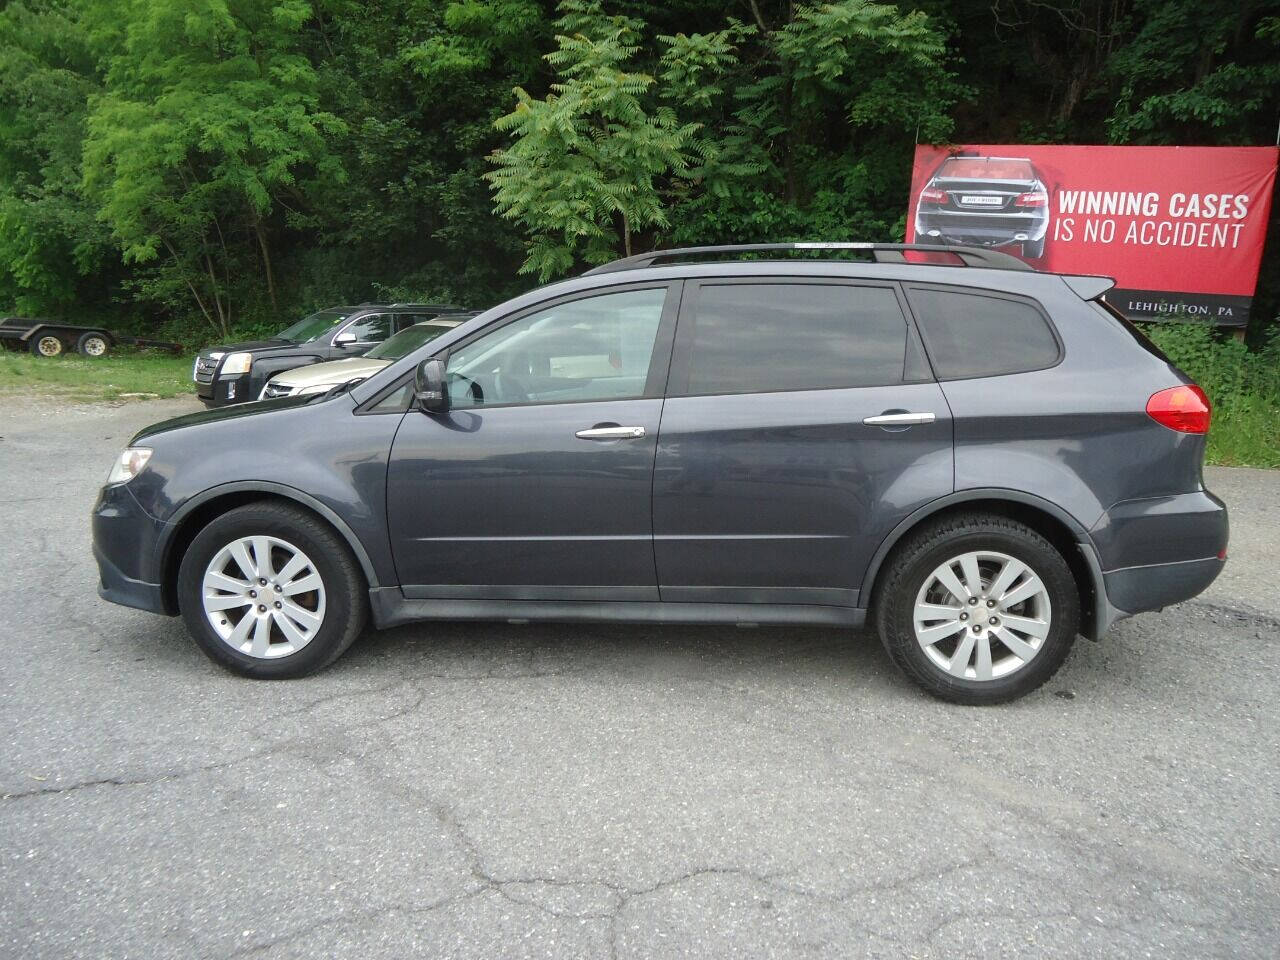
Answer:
xmin=92 ymin=482 xmax=172 ymax=616
xmin=196 ymin=373 xmax=252 ymax=406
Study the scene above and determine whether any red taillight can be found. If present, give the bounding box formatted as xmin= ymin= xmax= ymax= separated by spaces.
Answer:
xmin=1014 ymin=191 xmax=1048 ymax=207
xmin=919 ymin=187 xmax=947 ymax=204
xmin=1146 ymin=385 xmax=1211 ymax=434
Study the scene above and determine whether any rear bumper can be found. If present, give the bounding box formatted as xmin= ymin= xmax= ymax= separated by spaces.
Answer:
xmin=915 ymin=210 xmax=1048 ymax=244
xmin=1090 ymin=489 xmax=1228 ymax=621
xmin=1104 ymin=557 xmax=1226 ymax=615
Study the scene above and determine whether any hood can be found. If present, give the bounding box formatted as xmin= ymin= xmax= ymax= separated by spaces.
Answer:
xmin=270 ymin=356 xmax=390 ymax=390
xmin=199 ymin=338 xmax=292 ymax=357
xmin=132 ymin=393 xmax=315 ymax=443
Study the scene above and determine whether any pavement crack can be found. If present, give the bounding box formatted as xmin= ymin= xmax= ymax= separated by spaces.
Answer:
xmin=1 ymin=756 xmax=253 ymax=801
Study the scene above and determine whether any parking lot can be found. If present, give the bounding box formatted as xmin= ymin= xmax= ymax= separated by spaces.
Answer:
xmin=2 ymin=394 xmax=1278 ymax=959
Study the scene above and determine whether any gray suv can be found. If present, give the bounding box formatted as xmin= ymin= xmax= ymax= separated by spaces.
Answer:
xmin=92 ymin=243 xmax=1227 ymax=704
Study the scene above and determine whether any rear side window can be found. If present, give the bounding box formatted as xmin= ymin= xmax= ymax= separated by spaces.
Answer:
xmin=681 ymin=283 xmax=907 ymax=395
xmin=907 ymin=287 xmax=1059 ymax=379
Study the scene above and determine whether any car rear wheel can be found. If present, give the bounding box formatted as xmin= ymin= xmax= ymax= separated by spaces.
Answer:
xmin=874 ymin=513 xmax=1079 ymax=704
xmin=77 ymin=332 xmax=110 ymax=356
xmin=30 ymin=334 xmax=64 ymax=357
xmin=177 ymin=502 xmax=368 ymax=678
xmin=1022 ymin=236 xmax=1045 ymax=259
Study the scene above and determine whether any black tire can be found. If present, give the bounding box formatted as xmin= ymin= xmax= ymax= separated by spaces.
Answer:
xmin=874 ymin=513 xmax=1079 ymax=705
xmin=1021 ymin=236 xmax=1045 ymax=259
xmin=177 ymin=502 xmax=368 ymax=679
xmin=76 ymin=331 xmax=111 ymax=356
xmin=29 ymin=334 xmax=64 ymax=357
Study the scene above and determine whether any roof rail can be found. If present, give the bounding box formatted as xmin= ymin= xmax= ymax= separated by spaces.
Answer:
xmin=389 ymin=302 xmax=469 ymax=310
xmin=582 ymin=242 xmax=1034 ymax=275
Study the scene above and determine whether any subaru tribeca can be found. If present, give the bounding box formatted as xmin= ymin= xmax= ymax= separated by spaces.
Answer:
xmin=93 ymin=243 xmax=1226 ymax=704
xmin=914 ymin=156 xmax=1050 ymax=259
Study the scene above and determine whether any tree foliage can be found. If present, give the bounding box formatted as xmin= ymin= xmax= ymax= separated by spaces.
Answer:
xmin=0 ymin=0 xmax=1276 ymax=344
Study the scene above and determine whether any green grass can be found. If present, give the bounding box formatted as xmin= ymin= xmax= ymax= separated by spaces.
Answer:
xmin=0 ymin=349 xmax=193 ymax=402
xmin=1204 ymin=402 xmax=1280 ymax=468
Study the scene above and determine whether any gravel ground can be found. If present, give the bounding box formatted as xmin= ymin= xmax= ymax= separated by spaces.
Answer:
xmin=2 ymin=395 xmax=1277 ymax=959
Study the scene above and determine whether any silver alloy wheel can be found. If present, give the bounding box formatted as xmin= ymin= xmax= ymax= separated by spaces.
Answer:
xmin=912 ymin=550 xmax=1052 ymax=682
xmin=202 ymin=535 xmax=326 ymax=659
xmin=82 ymin=335 xmax=108 ymax=356
xmin=36 ymin=335 xmax=62 ymax=357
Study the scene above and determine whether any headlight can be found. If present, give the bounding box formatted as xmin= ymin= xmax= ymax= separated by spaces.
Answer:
xmin=298 ymin=383 xmax=337 ymax=396
xmin=106 ymin=447 xmax=152 ymax=485
xmin=220 ymin=352 xmax=252 ymax=375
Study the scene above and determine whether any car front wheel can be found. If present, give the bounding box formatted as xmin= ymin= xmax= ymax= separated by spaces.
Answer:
xmin=875 ymin=513 xmax=1079 ymax=704
xmin=177 ymin=502 xmax=368 ymax=678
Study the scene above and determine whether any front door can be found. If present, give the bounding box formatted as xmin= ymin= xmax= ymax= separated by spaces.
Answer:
xmin=386 ymin=284 xmax=678 ymax=600
xmin=653 ymin=278 xmax=953 ymax=607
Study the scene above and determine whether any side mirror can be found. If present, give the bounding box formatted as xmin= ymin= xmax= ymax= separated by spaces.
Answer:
xmin=333 ymin=331 xmax=357 ymax=347
xmin=414 ymin=358 xmax=449 ymax=414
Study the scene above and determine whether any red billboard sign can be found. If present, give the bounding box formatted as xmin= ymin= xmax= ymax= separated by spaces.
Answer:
xmin=907 ymin=144 xmax=1278 ymax=327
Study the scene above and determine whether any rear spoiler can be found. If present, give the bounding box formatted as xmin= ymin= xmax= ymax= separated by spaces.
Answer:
xmin=1062 ymin=275 xmax=1116 ymax=300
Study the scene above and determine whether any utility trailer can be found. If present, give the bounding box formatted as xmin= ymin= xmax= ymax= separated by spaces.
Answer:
xmin=0 ymin=318 xmax=181 ymax=358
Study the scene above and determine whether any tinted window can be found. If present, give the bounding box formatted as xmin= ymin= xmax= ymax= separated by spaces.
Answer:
xmin=276 ymin=309 xmax=349 ymax=343
xmin=908 ymin=288 xmax=1059 ymax=379
xmin=445 ymin=287 xmax=666 ymax=407
xmin=682 ymin=283 xmax=906 ymax=395
xmin=345 ymin=313 xmax=392 ymax=343
xmin=366 ymin=321 xmax=459 ymax=360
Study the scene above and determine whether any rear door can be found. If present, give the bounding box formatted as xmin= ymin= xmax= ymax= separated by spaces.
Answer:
xmin=652 ymin=278 xmax=953 ymax=607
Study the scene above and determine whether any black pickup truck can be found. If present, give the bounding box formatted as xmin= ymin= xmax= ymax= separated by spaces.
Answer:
xmin=192 ymin=302 xmax=469 ymax=406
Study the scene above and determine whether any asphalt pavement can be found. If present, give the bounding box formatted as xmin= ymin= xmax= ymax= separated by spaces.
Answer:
xmin=2 ymin=395 xmax=1277 ymax=959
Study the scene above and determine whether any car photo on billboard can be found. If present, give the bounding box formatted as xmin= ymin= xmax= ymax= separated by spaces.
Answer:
xmin=913 ymin=154 xmax=1050 ymax=260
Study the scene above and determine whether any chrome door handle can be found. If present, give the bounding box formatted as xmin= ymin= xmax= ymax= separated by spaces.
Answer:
xmin=863 ymin=412 xmax=936 ymax=426
xmin=575 ymin=426 xmax=647 ymax=440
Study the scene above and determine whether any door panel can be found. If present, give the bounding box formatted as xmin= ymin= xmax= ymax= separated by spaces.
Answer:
xmin=388 ymin=399 xmax=663 ymax=598
xmin=385 ymin=282 xmax=678 ymax=599
xmin=652 ymin=277 xmax=953 ymax=606
xmin=653 ymin=384 xmax=953 ymax=605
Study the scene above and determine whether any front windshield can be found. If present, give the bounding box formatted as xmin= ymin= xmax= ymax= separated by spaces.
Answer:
xmin=365 ymin=321 xmax=458 ymax=360
xmin=274 ymin=309 xmax=351 ymax=343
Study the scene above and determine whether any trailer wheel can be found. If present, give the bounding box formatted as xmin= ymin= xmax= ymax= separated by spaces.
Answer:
xmin=77 ymin=332 xmax=110 ymax=357
xmin=30 ymin=334 xmax=65 ymax=358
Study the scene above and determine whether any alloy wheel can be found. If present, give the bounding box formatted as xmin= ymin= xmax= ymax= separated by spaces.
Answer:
xmin=912 ymin=550 xmax=1052 ymax=682
xmin=202 ymin=535 xmax=326 ymax=659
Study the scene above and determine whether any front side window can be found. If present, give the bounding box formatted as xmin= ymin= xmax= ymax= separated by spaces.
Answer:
xmin=681 ymin=283 xmax=908 ymax=395
xmin=344 ymin=313 xmax=393 ymax=344
xmin=444 ymin=288 xmax=667 ymax=408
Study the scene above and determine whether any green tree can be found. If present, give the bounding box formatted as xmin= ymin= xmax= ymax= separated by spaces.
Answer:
xmin=82 ymin=0 xmax=345 ymax=337
xmin=0 ymin=1 xmax=114 ymax=316
xmin=487 ymin=0 xmax=705 ymax=278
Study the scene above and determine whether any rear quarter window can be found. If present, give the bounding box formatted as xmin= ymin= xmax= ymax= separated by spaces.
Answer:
xmin=906 ymin=287 xmax=1060 ymax=379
